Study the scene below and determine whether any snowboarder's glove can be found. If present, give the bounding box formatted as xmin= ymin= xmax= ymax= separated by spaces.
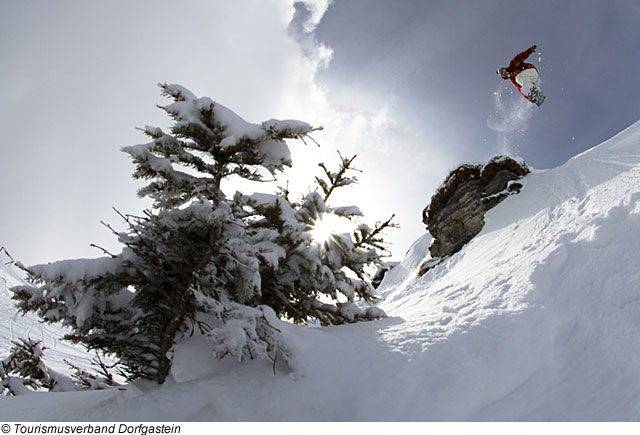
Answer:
xmin=532 ymin=45 xmax=537 ymax=51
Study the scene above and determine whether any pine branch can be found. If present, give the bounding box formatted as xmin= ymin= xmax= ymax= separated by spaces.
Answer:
xmin=99 ymin=219 xmax=121 ymax=237
xmin=298 ymin=127 xmax=323 ymax=147
xmin=90 ymin=244 xmax=117 ymax=258
xmin=317 ymin=152 xmax=360 ymax=203
xmin=0 ymin=246 xmax=15 ymax=265
xmin=91 ymin=352 xmax=123 ymax=386
xmin=354 ymin=214 xmax=398 ymax=252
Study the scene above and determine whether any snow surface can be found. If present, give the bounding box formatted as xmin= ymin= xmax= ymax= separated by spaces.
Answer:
xmin=3 ymin=120 xmax=640 ymax=420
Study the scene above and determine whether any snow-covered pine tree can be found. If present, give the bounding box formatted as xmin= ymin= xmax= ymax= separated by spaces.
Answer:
xmin=0 ymin=338 xmax=79 ymax=395
xmin=1 ymin=338 xmax=54 ymax=395
xmin=12 ymin=84 xmax=391 ymax=384
xmin=247 ymin=153 xmax=395 ymax=325
xmin=0 ymin=338 xmax=117 ymax=395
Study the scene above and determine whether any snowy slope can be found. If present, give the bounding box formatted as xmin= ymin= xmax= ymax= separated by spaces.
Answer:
xmin=2 ymin=120 xmax=640 ymax=421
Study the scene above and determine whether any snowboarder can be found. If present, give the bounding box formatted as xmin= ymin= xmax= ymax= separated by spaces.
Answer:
xmin=497 ymin=45 xmax=545 ymax=106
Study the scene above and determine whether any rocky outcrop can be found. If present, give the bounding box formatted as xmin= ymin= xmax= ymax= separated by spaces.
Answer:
xmin=422 ymin=156 xmax=529 ymax=261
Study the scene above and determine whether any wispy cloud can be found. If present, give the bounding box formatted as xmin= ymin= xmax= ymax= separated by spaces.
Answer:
xmin=288 ymin=1 xmax=334 ymax=68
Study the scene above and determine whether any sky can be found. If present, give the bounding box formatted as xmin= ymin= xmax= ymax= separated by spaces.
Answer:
xmin=1 ymin=0 xmax=640 ymax=267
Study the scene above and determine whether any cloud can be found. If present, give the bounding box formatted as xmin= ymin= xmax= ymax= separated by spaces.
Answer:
xmin=288 ymin=1 xmax=334 ymax=68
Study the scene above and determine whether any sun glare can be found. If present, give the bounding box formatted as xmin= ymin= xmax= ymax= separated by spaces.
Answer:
xmin=310 ymin=214 xmax=353 ymax=244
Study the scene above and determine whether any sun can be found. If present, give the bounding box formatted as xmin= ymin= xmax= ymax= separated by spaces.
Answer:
xmin=310 ymin=213 xmax=353 ymax=244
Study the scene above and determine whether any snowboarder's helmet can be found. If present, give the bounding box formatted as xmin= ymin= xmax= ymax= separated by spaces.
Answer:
xmin=497 ymin=67 xmax=509 ymax=79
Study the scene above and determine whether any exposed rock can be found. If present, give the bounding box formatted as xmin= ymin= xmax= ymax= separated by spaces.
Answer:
xmin=417 ymin=256 xmax=446 ymax=276
xmin=371 ymin=262 xmax=398 ymax=289
xmin=422 ymin=156 xmax=529 ymax=260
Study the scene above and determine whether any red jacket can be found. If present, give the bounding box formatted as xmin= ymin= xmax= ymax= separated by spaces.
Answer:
xmin=504 ymin=46 xmax=537 ymax=98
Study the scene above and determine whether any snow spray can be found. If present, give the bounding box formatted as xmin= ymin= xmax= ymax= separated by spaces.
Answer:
xmin=487 ymin=85 xmax=535 ymax=157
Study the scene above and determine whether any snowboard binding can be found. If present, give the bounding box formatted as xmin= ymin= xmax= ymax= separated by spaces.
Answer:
xmin=528 ymin=86 xmax=546 ymax=106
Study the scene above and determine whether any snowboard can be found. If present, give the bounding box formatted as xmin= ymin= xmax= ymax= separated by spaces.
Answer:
xmin=528 ymin=86 xmax=546 ymax=106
